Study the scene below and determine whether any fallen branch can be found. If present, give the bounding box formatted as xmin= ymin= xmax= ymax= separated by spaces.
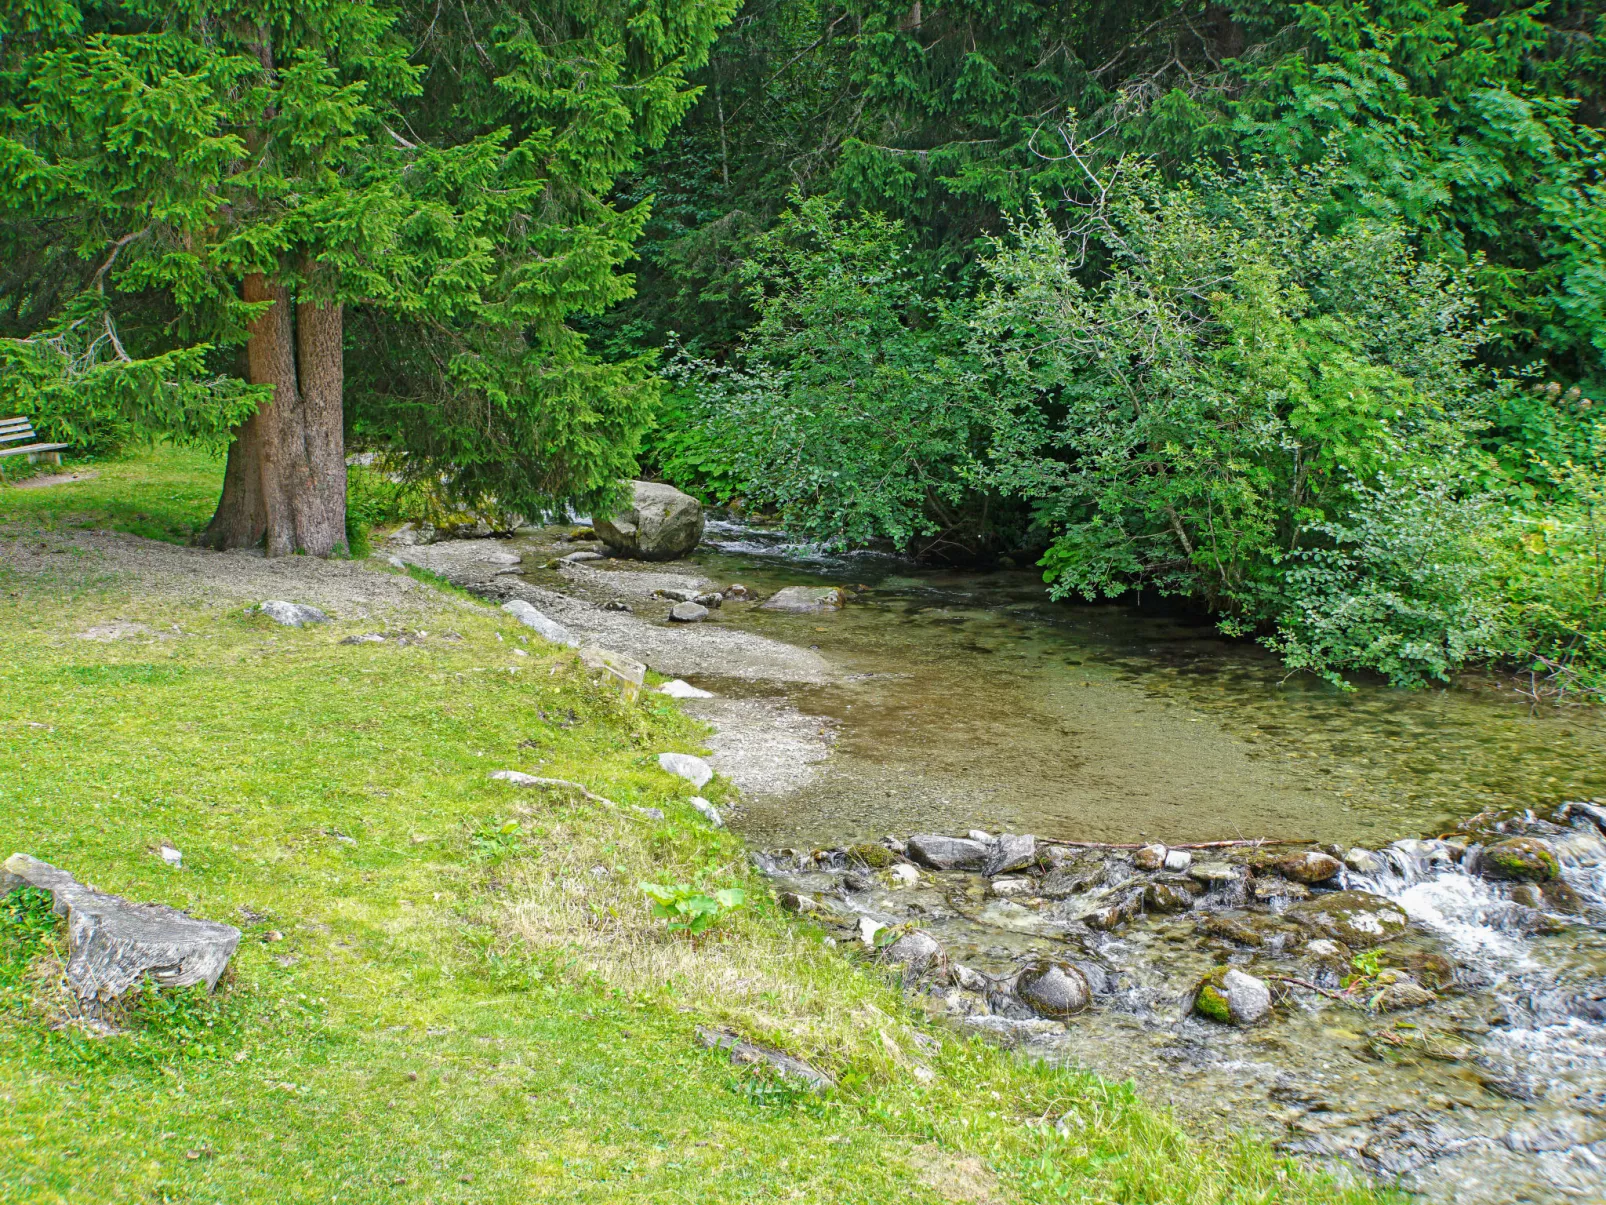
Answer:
xmin=1265 ymin=974 xmax=1359 ymax=1007
xmin=489 ymin=770 xmax=619 ymax=809
xmin=1046 ymin=837 xmax=1316 ymax=852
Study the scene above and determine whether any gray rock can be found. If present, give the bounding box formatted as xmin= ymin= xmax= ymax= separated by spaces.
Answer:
xmin=984 ymin=833 xmax=1036 ymax=876
xmin=693 ymin=592 xmax=724 ymax=608
xmin=560 ymin=550 xmax=603 ymax=563
xmin=884 ymin=930 xmax=943 ymax=973
xmin=480 ymin=550 xmax=522 ymax=566
xmin=1375 ymin=979 xmax=1437 ymax=1012
xmin=658 ymin=752 xmax=713 ymax=789
xmin=658 ymin=679 xmax=714 ymax=699
xmin=340 ymin=633 xmax=386 ymax=645
xmin=696 ymin=1026 xmax=832 ymax=1091
xmin=1039 ymin=867 xmax=1098 ymax=898
xmin=905 ymin=834 xmax=990 ymax=871
xmin=1345 ymin=847 xmax=1384 ymax=874
xmin=501 ymin=599 xmax=579 ymax=646
xmin=1133 ymin=843 xmax=1167 ymax=871
xmin=633 ymin=806 xmax=665 ymax=821
xmin=3 ymin=853 xmax=239 ymax=1004
xmin=259 ymin=601 xmax=329 ymax=627
xmin=760 ymin=586 xmax=848 ymax=613
xmin=595 ymin=481 xmax=704 ymax=561
xmin=1015 ymin=960 xmax=1091 ymax=1018
xmin=668 ymin=602 xmax=709 ymax=623
xmin=688 ymin=796 xmax=724 ymax=827
xmin=951 ymin=963 xmax=992 ymax=992
xmin=1163 ymin=849 xmax=1193 ymax=872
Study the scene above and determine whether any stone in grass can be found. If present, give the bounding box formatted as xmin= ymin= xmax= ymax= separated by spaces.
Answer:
xmin=984 ymin=833 xmax=1036 ymax=876
xmin=501 ymin=599 xmax=579 ymax=647
xmin=1015 ymin=960 xmax=1091 ymax=1019
xmin=658 ymin=679 xmax=714 ymax=699
xmin=578 ymin=645 xmax=646 ymax=702
xmin=668 ymin=602 xmax=709 ymax=623
xmin=696 ymin=1026 xmax=833 ymax=1091
xmin=1478 ymin=837 xmax=1561 ymax=883
xmin=1193 ymin=967 xmax=1272 ymax=1026
xmin=905 ymin=834 xmax=990 ymax=872
xmin=3 ymin=853 xmax=240 ymax=1004
xmin=689 ymin=796 xmax=724 ymax=827
xmin=883 ymin=930 xmax=943 ymax=974
xmin=657 ymin=752 xmax=713 ymax=789
xmin=258 ymin=601 xmax=329 ymax=627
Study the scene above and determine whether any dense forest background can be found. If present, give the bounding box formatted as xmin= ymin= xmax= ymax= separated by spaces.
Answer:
xmin=2 ymin=0 xmax=1603 ymax=695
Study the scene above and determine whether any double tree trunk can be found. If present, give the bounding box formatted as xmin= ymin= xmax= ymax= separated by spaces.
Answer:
xmin=201 ymin=273 xmax=347 ymax=556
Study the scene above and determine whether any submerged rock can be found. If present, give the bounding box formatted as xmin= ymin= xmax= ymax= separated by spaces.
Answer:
xmin=1478 ymin=837 xmax=1561 ymax=883
xmin=1194 ymin=967 xmax=1272 ymax=1026
xmin=595 ymin=481 xmax=704 ymax=561
xmin=1375 ymin=979 xmax=1437 ymax=1012
xmin=760 ymin=586 xmax=848 ymax=613
xmin=1344 ymin=847 xmax=1385 ymax=874
xmin=1288 ymin=890 xmax=1410 ymax=948
xmin=906 ymin=834 xmax=990 ymax=871
xmin=1015 ymin=960 xmax=1091 ymax=1018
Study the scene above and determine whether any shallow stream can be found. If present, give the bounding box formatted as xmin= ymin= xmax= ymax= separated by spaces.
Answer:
xmin=681 ymin=520 xmax=1606 ymax=848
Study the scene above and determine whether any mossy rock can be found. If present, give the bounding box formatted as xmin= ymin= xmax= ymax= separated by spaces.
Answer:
xmin=1192 ymin=966 xmax=1271 ymax=1026
xmin=1287 ymin=890 xmax=1410 ymax=949
xmin=847 ymin=843 xmax=895 ymax=869
xmin=1479 ymin=837 xmax=1560 ymax=882
xmin=1194 ymin=971 xmax=1233 ymax=1024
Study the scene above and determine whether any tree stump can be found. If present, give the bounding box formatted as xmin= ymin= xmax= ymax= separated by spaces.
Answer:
xmin=3 ymin=854 xmax=241 ymax=1004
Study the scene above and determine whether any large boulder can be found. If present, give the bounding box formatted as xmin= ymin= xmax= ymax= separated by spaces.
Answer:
xmin=3 ymin=854 xmax=239 ymax=1005
xmin=594 ymin=481 xmax=704 ymax=561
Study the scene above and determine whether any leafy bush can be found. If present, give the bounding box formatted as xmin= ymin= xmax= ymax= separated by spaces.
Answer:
xmin=1265 ymin=466 xmax=1508 ymax=688
xmin=972 ymin=160 xmax=1484 ymax=614
xmin=638 ymin=881 xmax=745 ymax=936
xmin=666 ymin=196 xmax=989 ymax=551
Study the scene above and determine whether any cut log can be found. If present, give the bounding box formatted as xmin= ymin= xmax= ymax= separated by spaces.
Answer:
xmin=3 ymin=854 xmax=241 ymax=1002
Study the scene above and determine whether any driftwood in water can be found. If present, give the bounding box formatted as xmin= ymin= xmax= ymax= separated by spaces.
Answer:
xmin=3 ymin=853 xmax=240 ymax=1004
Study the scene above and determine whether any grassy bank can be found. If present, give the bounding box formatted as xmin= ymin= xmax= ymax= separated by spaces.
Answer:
xmin=0 ymin=450 xmax=1390 ymax=1204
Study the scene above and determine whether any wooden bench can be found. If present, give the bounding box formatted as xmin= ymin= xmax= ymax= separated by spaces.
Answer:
xmin=0 ymin=416 xmax=70 ymax=480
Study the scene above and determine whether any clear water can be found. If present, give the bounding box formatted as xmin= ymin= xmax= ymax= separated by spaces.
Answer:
xmin=681 ymin=521 xmax=1606 ymax=850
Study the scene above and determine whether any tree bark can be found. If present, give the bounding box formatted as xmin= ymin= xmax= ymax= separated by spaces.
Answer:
xmin=200 ymin=274 xmax=347 ymax=556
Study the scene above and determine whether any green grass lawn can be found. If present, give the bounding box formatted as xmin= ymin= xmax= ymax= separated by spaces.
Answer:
xmin=0 ymin=450 xmax=1392 ymax=1204
xmin=0 ymin=444 xmax=225 ymax=544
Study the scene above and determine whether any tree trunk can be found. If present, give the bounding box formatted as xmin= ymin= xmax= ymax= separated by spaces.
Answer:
xmin=200 ymin=274 xmax=347 ymax=556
